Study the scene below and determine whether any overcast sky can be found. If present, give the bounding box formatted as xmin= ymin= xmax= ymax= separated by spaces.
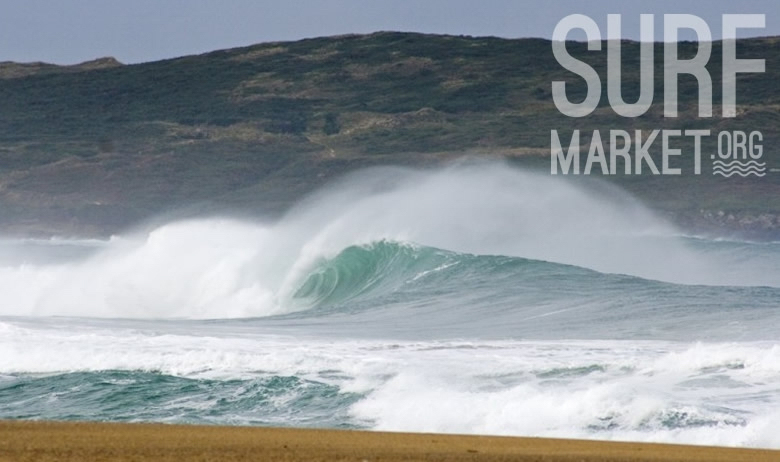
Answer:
xmin=1 ymin=0 xmax=778 ymax=65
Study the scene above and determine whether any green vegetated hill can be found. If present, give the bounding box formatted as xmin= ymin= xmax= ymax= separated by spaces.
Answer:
xmin=0 ymin=32 xmax=778 ymax=237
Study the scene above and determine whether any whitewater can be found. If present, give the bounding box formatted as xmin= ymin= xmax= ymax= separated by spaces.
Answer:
xmin=1 ymin=162 xmax=779 ymax=448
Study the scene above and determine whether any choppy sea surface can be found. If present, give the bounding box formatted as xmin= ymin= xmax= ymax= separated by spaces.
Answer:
xmin=1 ymin=164 xmax=779 ymax=448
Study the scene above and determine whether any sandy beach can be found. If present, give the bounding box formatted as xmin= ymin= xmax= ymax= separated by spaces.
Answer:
xmin=1 ymin=420 xmax=778 ymax=462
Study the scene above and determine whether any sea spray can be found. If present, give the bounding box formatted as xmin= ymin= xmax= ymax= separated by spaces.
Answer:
xmin=0 ymin=163 xmax=778 ymax=319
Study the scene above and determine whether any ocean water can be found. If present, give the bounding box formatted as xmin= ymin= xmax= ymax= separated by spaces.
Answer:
xmin=1 ymin=163 xmax=779 ymax=448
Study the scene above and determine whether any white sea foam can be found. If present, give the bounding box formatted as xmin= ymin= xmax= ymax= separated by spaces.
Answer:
xmin=1 ymin=320 xmax=779 ymax=448
xmin=349 ymin=342 xmax=780 ymax=448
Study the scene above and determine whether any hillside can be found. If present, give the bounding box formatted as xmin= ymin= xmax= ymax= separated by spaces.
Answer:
xmin=0 ymin=32 xmax=778 ymax=237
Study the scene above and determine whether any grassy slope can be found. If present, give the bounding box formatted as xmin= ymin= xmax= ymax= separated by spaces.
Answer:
xmin=0 ymin=32 xmax=778 ymax=237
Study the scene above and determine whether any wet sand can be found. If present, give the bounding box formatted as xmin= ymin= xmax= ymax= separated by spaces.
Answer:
xmin=1 ymin=420 xmax=778 ymax=462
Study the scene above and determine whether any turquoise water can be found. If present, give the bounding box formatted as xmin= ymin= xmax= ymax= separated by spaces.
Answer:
xmin=1 ymin=164 xmax=779 ymax=447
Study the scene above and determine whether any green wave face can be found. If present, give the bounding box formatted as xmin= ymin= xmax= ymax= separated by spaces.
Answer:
xmin=292 ymin=241 xmax=454 ymax=307
xmin=289 ymin=240 xmax=549 ymax=311
xmin=284 ymin=239 xmax=780 ymax=341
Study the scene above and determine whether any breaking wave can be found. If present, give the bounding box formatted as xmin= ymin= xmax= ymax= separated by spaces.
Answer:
xmin=0 ymin=162 xmax=778 ymax=320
